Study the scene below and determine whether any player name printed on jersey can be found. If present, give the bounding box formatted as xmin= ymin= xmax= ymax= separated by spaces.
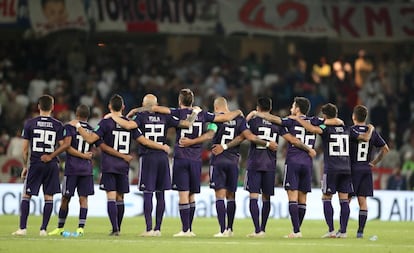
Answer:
xmin=334 ymin=126 xmax=345 ymax=132
xmin=36 ymin=121 xmax=53 ymax=128
xmin=224 ymin=120 xmax=236 ymax=126
xmin=148 ymin=116 xmax=161 ymax=122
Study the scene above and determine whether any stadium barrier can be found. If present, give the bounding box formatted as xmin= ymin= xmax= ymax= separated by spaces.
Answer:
xmin=0 ymin=184 xmax=413 ymax=222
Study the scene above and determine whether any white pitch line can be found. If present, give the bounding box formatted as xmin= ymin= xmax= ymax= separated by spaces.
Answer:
xmin=2 ymin=237 xmax=414 ymax=248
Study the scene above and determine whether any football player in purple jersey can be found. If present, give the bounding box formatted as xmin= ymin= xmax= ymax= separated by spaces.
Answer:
xmin=105 ymin=94 xmax=197 ymax=237
xmin=214 ymin=97 xmax=316 ymax=238
xmin=73 ymin=94 xmax=170 ymax=236
xmin=127 ymin=89 xmax=242 ymax=237
xmin=13 ymin=95 xmax=71 ymax=236
xmin=293 ymin=103 xmax=373 ymax=238
xmin=247 ymin=97 xmax=342 ymax=238
xmin=203 ymin=97 xmax=279 ymax=237
xmin=349 ymin=105 xmax=388 ymax=238
xmin=48 ymin=104 xmax=130 ymax=236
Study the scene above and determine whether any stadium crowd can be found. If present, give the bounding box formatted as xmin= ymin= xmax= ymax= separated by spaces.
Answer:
xmin=0 ymin=39 xmax=413 ymax=190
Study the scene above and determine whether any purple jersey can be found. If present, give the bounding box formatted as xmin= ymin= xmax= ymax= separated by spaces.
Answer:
xmin=282 ymin=116 xmax=323 ymax=166
xmin=133 ymin=111 xmax=180 ymax=155
xmin=246 ymin=117 xmax=286 ymax=171
xmin=210 ymin=115 xmax=248 ymax=165
xmin=64 ymin=122 xmax=102 ymax=176
xmin=350 ymin=125 xmax=386 ymax=172
xmin=319 ymin=124 xmax=359 ymax=174
xmin=22 ymin=116 xmax=66 ymax=165
xmin=94 ymin=117 xmax=141 ymax=175
xmin=170 ymin=108 xmax=215 ymax=161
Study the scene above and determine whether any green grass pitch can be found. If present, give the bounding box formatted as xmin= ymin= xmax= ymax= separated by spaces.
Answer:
xmin=0 ymin=215 xmax=413 ymax=253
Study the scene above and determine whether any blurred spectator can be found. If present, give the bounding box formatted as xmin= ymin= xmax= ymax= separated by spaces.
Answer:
xmin=6 ymin=128 xmax=24 ymax=160
xmin=358 ymin=72 xmax=384 ymax=117
xmin=333 ymin=55 xmax=352 ymax=83
xmin=387 ymin=168 xmax=407 ymax=190
xmin=402 ymin=151 xmax=414 ymax=189
xmin=400 ymin=131 xmax=414 ymax=163
xmin=27 ymin=72 xmax=48 ymax=104
xmin=312 ymin=56 xmax=331 ymax=100
xmin=378 ymin=139 xmax=401 ymax=170
xmin=3 ymin=91 xmax=26 ymax=131
xmin=205 ymin=66 xmax=227 ymax=97
xmin=354 ymin=49 xmax=373 ymax=89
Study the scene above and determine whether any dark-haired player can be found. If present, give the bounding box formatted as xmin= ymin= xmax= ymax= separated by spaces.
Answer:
xmin=106 ymin=93 xmax=197 ymax=237
xmin=128 ymin=89 xmax=242 ymax=237
xmin=49 ymin=104 xmax=128 ymax=236
xmin=236 ymin=97 xmax=316 ymax=238
xmin=73 ymin=94 xmax=170 ymax=236
xmin=350 ymin=105 xmax=388 ymax=238
xmin=293 ymin=103 xmax=373 ymax=238
xmin=13 ymin=94 xmax=71 ymax=236
xmin=250 ymin=97 xmax=340 ymax=238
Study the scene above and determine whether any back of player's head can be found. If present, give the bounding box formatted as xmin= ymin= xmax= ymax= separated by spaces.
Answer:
xmin=257 ymin=97 xmax=272 ymax=112
xmin=214 ymin=97 xmax=228 ymax=109
xmin=179 ymin=88 xmax=194 ymax=106
xmin=76 ymin=104 xmax=90 ymax=119
xmin=294 ymin=97 xmax=310 ymax=115
xmin=321 ymin=103 xmax=337 ymax=119
xmin=38 ymin=94 xmax=54 ymax=111
xmin=142 ymin=94 xmax=158 ymax=107
xmin=353 ymin=105 xmax=368 ymax=122
xmin=110 ymin=94 xmax=124 ymax=112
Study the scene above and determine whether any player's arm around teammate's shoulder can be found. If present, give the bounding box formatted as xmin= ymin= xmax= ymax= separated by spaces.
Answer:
xmin=213 ymin=109 xmax=243 ymax=122
xmin=69 ymin=119 xmax=100 ymax=144
xmin=125 ymin=105 xmax=154 ymax=118
xmin=357 ymin=124 xmax=375 ymax=142
xmin=324 ymin=117 xmax=344 ymax=125
xmin=282 ymin=133 xmax=317 ymax=158
xmin=292 ymin=115 xmax=323 ymax=135
xmin=179 ymin=106 xmax=202 ymax=128
xmin=105 ymin=113 xmax=138 ymax=130
xmin=253 ymin=111 xmax=282 ymax=125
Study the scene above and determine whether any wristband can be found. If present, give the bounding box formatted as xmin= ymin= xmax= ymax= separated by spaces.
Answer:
xmin=222 ymin=144 xmax=228 ymax=150
xmin=266 ymin=141 xmax=270 ymax=148
xmin=76 ymin=122 xmax=82 ymax=129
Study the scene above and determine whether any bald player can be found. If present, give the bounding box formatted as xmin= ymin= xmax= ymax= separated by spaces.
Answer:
xmin=205 ymin=97 xmax=278 ymax=237
xmin=107 ymin=94 xmax=196 ymax=237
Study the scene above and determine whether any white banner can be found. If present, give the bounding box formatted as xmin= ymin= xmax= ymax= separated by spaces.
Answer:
xmin=0 ymin=184 xmax=413 ymax=222
xmin=93 ymin=0 xmax=216 ymax=34
xmin=0 ymin=0 xmax=18 ymax=23
xmin=219 ymin=0 xmax=336 ymax=38
xmin=218 ymin=0 xmax=414 ymax=41
xmin=324 ymin=3 xmax=414 ymax=41
xmin=28 ymin=0 xmax=88 ymax=36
